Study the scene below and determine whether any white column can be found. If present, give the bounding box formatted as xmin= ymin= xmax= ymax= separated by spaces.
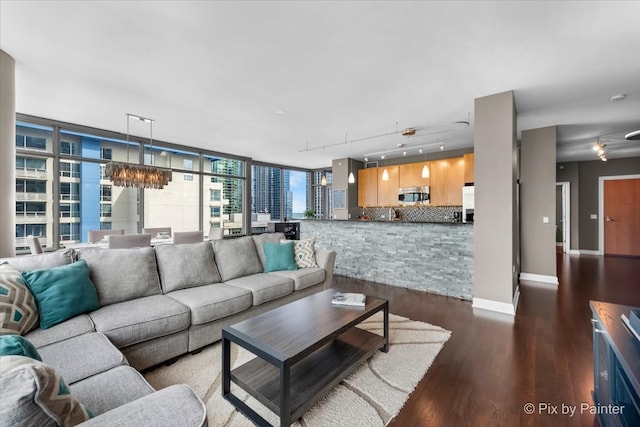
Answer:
xmin=0 ymin=50 xmax=16 ymax=257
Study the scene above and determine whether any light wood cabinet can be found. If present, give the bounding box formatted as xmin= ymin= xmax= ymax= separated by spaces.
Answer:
xmin=357 ymin=157 xmax=463 ymax=207
xmin=463 ymin=153 xmax=474 ymax=184
xmin=399 ymin=161 xmax=431 ymax=188
xmin=430 ymin=157 xmax=465 ymax=205
xmin=357 ymin=168 xmax=378 ymax=207
xmin=377 ymin=165 xmax=399 ymax=206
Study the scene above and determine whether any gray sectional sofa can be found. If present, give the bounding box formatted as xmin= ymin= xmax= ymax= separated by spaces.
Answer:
xmin=0 ymin=232 xmax=336 ymax=426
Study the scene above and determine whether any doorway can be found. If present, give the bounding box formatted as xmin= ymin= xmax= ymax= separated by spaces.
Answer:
xmin=556 ymin=182 xmax=570 ymax=253
xmin=599 ymin=175 xmax=640 ymax=256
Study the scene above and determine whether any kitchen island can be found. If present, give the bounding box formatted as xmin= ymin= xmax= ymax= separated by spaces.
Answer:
xmin=300 ymin=219 xmax=473 ymax=300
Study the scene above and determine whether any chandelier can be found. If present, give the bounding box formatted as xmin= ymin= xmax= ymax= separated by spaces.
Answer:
xmin=105 ymin=113 xmax=172 ymax=189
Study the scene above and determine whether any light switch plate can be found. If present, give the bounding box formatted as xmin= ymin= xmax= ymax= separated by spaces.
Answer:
xmin=543 ymin=216 xmax=550 ymax=224
xmin=591 ymin=214 xmax=597 ymax=219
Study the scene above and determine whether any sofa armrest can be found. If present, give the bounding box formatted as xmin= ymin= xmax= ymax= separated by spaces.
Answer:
xmin=79 ymin=385 xmax=207 ymax=427
xmin=315 ymin=248 xmax=336 ymax=288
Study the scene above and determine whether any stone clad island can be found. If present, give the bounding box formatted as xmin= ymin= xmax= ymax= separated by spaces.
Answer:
xmin=301 ymin=219 xmax=473 ymax=300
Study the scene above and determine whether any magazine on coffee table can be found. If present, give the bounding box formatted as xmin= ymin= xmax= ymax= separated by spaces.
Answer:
xmin=331 ymin=292 xmax=366 ymax=307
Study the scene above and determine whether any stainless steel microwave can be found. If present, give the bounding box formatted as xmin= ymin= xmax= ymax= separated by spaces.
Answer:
xmin=398 ymin=186 xmax=430 ymax=205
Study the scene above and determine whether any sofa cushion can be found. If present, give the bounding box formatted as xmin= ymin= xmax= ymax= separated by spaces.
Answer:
xmin=37 ymin=332 xmax=126 ymax=385
xmin=25 ymin=314 xmax=94 ymax=349
xmin=252 ymin=232 xmax=286 ymax=268
xmin=166 ymin=283 xmax=253 ymax=325
xmin=211 ymin=236 xmax=263 ymax=281
xmin=0 ymin=335 xmax=41 ymax=360
xmin=284 ymin=238 xmax=319 ymax=268
xmin=0 ymin=249 xmax=75 ymax=272
xmin=225 ymin=273 xmax=295 ymax=306
xmin=79 ymin=247 xmax=162 ymax=306
xmin=155 ymin=242 xmax=222 ymax=293
xmin=70 ymin=365 xmax=154 ymax=417
xmin=269 ymin=268 xmax=326 ymax=291
xmin=262 ymin=241 xmax=298 ymax=273
xmin=22 ymin=260 xmax=101 ymax=329
xmin=89 ymin=295 xmax=190 ymax=348
xmin=0 ymin=263 xmax=39 ymax=335
xmin=0 ymin=355 xmax=92 ymax=425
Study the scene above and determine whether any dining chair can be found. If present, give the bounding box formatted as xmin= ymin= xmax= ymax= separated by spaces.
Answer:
xmin=208 ymin=227 xmax=224 ymax=240
xmin=142 ymin=227 xmax=172 ymax=237
xmin=173 ymin=231 xmax=204 ymax=244
xmin=26 ymin=235 xmax=43 ymax=254
xmin=88 ymin=229 xmax=125 ymax=243
xmin=108 ymin=234 xmax=152 ymax=249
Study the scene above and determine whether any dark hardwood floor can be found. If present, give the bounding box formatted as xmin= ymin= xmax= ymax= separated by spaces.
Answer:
xmin=332 ymin=252 xmax=640 ymax=427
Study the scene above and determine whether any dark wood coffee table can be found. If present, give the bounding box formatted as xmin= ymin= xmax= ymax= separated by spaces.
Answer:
xmin=222 ymin=288 xmax=389 ymax=427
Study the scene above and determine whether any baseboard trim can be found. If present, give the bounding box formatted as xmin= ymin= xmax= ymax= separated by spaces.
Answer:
xmin=472 ymin=297 xmax=516 ymax=316
xmin=556 ymin=242 xmax=563 ymax=247
xmin=580 ymin=250 xmax=601 ymax=256
xmin=568 ymin=249 xmax=581 ymax=255
xmin=520 ymin=273 xmax=559 ymax=285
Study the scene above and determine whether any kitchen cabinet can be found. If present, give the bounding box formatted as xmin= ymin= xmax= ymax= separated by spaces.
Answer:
xmin=399 ymin=161 xmax=431 ymax=188
xmin=357 ymin=168 xmax=378 ymax=207
xmin=430 ymin=157 xmax=464 ymax=205
xmin=377 ymin=165 xmax=399 ymax=206
xmin=463 ymin=153 xmax=474 ymax=184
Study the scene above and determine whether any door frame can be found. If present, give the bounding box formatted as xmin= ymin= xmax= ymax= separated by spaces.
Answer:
xmin=556 ymin=182 xmax=570 ymax=253
xmin=598 ymin=174 xmax=640 ymax=255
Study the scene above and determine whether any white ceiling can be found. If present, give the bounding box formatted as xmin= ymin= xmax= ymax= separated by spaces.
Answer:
xmin=1 ymin=0 xmax=640 ymax=169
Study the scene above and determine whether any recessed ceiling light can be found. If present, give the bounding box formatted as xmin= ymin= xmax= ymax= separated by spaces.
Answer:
xmin=609 ymin=94 xmax=626 ymax=103
xmin=397 ymin=143 xmax=405 ymax=148
xmin=275 ymin=110 xmax=286 ymax=115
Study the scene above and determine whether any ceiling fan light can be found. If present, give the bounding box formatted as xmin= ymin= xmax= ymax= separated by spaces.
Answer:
xmin=625 ymin=129 xmax=640 ymax=140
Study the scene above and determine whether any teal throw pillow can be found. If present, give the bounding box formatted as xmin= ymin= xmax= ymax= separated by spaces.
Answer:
xmin=263 ymin=242 xmax=298 ymax=273
xmin=21 ymin=260 xmax=100 ymax=329
xmin=0 ymin=334 xmax=42 ymax=360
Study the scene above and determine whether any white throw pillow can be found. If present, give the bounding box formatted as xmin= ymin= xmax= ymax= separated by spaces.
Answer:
xmin=281 ymin=238 xmax=318 ymax=268
xmin=0 ymin=355 xmax=92 ymax=425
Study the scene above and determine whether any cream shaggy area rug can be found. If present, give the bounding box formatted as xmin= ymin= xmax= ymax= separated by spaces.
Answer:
xmin=144 ymin=312 xmax=451 ymax=426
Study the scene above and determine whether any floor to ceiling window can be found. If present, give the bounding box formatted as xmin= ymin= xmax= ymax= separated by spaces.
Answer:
xmin=251 ymin=164 xmax=311 ymax=232
xmin=13 ymin=116 xmax=314 ymax=252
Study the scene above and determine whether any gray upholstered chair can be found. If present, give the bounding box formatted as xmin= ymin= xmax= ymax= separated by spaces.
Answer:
xmin=173 ymin=231 xmax=203 ymax=244
xmin=142 ymin=227 xmax=172 ymax=237
xmin=208 ymin=227 xmax=224 ymax=240
xmin=108 ymin=234 xmax=152 ymax=249
xmin=26 ymin=235 xmax=43 ymax=254
xmin=88 ymin=229 xmax=125 ymax=243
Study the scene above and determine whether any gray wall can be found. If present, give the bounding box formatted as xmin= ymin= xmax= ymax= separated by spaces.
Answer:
xmin=332 ymin=157 xmax=363 ymax=220
xmin=0 ymin=50 xmax=16 ymax=258
xmin=557 ymin=156 xmax=640 ymax=251
xmin=520 ymin=126 xmax=557 ymax=279
xmin=473 ymin=90 xmax=518 ymax=307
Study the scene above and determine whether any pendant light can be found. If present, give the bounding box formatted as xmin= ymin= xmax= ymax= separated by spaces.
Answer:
xmin=321 ymin=172 xmax=327 ymax=186
xmin=347 ymin=136 xmax=355 ymax=184
xmin=381 ymin=155 xmax=389 ymax=181
xmin=421 ymin=147 xmax=430 ymax=178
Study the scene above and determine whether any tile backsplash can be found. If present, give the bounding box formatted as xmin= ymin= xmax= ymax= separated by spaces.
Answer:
xmin=361 ymin=206 xmax=462 ymax=223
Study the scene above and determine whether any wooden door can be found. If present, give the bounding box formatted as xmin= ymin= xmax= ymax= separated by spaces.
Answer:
xmin=463 ymin=153 xmax=474 ymax=184
xmin=604 ymin=178 xmax=640 ymax=256
xmin=357 ymin=168 xmax=378 ymax=207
